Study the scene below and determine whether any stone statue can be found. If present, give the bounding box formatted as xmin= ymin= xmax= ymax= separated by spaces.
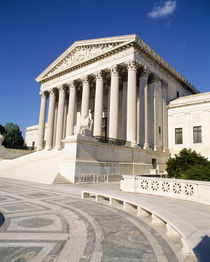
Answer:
xmin=0 ymin=132 xmax=4 ymax=148
xmin=74 ymin=110 xmax=93 ymax=136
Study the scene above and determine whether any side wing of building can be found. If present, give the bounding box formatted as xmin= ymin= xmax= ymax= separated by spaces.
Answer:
xmin=168 ymin=92 xmax=210 ymax=159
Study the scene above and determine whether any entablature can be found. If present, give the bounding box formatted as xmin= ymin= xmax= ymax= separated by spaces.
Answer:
xmin=36 ymin=34 xmax=199 ymax=95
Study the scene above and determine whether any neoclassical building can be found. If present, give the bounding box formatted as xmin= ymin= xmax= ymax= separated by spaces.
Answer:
xmin=25 ymin=34 xmax=199 ymax=183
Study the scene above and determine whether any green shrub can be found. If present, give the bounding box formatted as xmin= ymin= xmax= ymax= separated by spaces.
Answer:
xmin=181 ymin=164 xmax=210 ymax=181
xmin=166 ymin=148 xmax=210 ymax=181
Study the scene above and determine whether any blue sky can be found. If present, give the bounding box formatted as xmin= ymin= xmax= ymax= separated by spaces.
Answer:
xmin=0 ymin=0 xmax=210 ymax=136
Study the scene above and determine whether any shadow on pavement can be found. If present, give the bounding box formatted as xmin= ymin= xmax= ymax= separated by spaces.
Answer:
xmin=193 ymin=235 xmax=210 ymax=262
xmin=0 ymin=212 xmax=4 ymax=226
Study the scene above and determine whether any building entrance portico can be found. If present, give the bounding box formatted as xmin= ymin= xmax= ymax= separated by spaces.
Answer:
xmin=37 ymin=62 xmax=168 ymax=152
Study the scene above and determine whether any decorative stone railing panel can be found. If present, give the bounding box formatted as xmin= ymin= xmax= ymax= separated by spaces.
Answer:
xmin=120 ymin=175 xmax=210 ymax=205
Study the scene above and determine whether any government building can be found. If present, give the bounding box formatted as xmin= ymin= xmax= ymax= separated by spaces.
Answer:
xmin=20 ymin=34 xmax=209 ymax=183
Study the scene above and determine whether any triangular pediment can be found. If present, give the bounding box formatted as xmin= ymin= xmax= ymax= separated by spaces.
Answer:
xmin=36 ymin=35 xmax=137 ymax=82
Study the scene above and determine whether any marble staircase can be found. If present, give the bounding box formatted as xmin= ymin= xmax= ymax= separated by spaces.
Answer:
xmin=0 ymin=150 xmax=65 ymax=184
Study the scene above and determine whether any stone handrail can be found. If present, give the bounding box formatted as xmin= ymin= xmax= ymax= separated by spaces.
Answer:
xmin=120 ymin=175 xmax=210 ymax=205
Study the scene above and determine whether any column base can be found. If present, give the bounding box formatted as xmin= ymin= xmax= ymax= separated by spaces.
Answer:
xmin=154 ymin=145 xmax=163 ymax=152
xmin=131 ymin=141 xmax=137 ymax=148
xmin=163 ymin=147 xmax=169 ymax=153
xmin=125 ymin=141 xmax=137 ymax=147
xmin=53 ymin=146 xmax=62 ymax=151
xmin=143 ymin=143 xmax=149 ymax=149
xmin=54 ymin=144 xmax=63 ymax=150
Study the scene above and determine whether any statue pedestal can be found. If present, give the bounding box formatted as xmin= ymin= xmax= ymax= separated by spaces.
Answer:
xmin=59 ymin=134 xmax=101 ymax=183
xmin=58 ymin=134 xmax=169 ymax=184
xmin=0 ymin=133 xmax=4 ymax=148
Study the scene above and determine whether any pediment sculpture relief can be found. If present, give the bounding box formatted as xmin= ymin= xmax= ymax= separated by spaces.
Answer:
xmin=43 ymin=42 xmax=123 ymax=78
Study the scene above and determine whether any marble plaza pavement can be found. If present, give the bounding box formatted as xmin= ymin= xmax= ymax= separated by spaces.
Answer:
xmin=0 ymin=178 xmax=209 ymax=262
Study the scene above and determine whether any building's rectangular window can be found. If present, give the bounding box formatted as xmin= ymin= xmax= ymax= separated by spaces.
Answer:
xmin=177 ymin=91 xmax=180 ymax=98
xmin=175 ymin=128 xmax=183 ymax=144
xmin=159 ymin=126 xmax=161 ymax=134
xmin=193 ymin=126 xmax=202 ymax=143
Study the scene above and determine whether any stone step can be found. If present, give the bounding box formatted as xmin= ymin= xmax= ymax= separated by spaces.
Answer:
xmin=53 ymin=173 xmax=72 ymax=184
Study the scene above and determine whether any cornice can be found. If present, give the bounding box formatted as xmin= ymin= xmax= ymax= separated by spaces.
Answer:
xmin=134 ymin=36 xmax=199 ymax=94
xmin=168 ymin=92 xmax=210 ymax=109
xmin=36 ymin=34 xmax=199 ymax=95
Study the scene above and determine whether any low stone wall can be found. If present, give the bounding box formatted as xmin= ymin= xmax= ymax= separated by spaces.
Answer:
xmin=0 ymin=147 xmax=34 ymax=160
xmin=120 ymin=175 xmax=210 ymax=205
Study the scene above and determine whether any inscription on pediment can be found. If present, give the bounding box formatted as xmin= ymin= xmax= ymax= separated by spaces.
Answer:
xmin=43 ymin=42 xmax=123 ymax=78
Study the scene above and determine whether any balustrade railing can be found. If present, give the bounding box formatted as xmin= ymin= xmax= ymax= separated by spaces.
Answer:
xmin=120 ymin=175 xmax=210 ymax=205
xmin=93 ymin=136 xmax=126 ymax=146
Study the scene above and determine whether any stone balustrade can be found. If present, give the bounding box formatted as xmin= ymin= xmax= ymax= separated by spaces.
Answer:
xmin=120 ymin=175 xmax=210 ymax=205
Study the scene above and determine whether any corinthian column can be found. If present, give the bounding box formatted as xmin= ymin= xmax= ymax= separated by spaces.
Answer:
xmin=109 ymin=65 xmax=119 ymax=139
xmin=37 ymin=91 xmax=48 ymax=151
xmin=66 ymin=82 xmax=76 ymax=137
xmin=142 ymin=68 xmax=150 ymax=149
xmin=93 ymin=71 xmax=103 ymax=137
xmin=55 ymin=86 xmax=66 ymax=149
xmin=126 ymin=60 xmax=137 ymax=146
xmin=46 ymin=88 xmax=56 ymax=150
xmin=162 ymin=80 xmax=168 ymax=152
xmin=153 ymin=75 xmax=158 ymax=151
xmin=122 ymin=81 xmax=127 ymax=141
xmin=81 ymin=76 xmax=90 ymax=120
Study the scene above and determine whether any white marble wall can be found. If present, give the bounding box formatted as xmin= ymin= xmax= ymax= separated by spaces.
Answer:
xmin=168 ymin=92 xmax=210 ymax=159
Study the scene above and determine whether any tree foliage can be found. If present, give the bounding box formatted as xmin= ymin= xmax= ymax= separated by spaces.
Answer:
xmin=166 ymin=148 xmax=210 ymax=181
xmin=0 ymin=125 xmax=5 ymax=134
xmin=1 ymin=122 xmax=24 ymax=148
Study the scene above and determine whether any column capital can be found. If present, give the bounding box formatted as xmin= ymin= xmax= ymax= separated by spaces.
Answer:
xmin=127 ymin=60 xmax=138 ymax=71
xmin=67 ymin=81 xmax=77 ymax=89
xmin=161 ymin=79 xmax=168 ymax=88
xmin=148 ymin=73 xmax=160 ymax=84
xmin=49 ymin=88 xmax=57 ymax=95
xmin=95 ymin=71 xmax=104 ymax=80
xmin=81 ymin=75 xmax=89 ymax=85
xmin=109 ymin=65 xmax=119 ymax=76
xmin=140 ymin=66 xmax=151 ymax=78
xmin=58 ymin=85 xmax=66 ymax=92
xmin=39 ymin=91 xmax=48 ymax=98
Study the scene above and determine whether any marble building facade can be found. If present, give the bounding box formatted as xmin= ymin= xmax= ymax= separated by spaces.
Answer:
xmin=168 ymin=92 xmax=210 ymax=160
xmin=25 ymin=34 xmax=199 ymax=183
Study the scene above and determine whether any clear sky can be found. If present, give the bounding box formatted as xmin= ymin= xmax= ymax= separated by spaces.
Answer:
xmin=1 ymin=0 xmax=210 ymax=136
